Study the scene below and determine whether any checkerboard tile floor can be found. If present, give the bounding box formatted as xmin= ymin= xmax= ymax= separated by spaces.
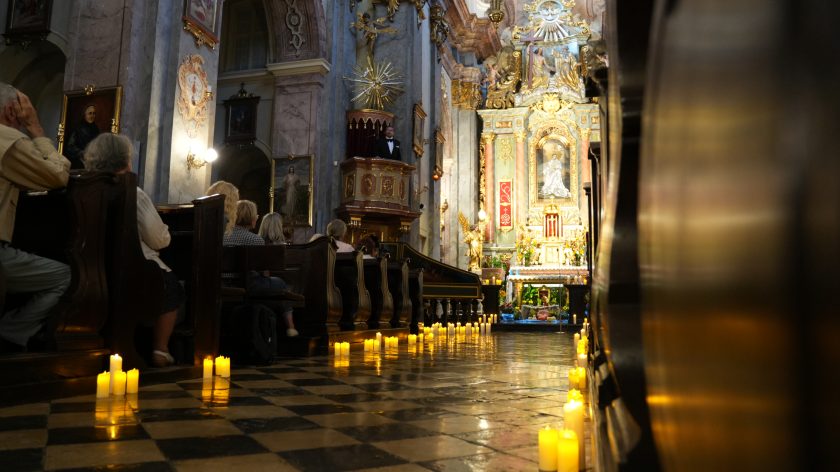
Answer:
xmin=0 ymin=332 xmax=591 ymax=471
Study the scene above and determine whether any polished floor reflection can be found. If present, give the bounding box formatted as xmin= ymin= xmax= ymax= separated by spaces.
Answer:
xmin=0 ymin=332 xmax=589 ymax=471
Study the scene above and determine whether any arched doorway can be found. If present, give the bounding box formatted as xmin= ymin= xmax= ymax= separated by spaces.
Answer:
xmin=214 ymin=145 xmax=272 ymax=217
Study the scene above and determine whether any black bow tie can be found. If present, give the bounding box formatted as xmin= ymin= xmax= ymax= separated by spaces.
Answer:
xmin=386 ymin=139 xmax=393 ymax=142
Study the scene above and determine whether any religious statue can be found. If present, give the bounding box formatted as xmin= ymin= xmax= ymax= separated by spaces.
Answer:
xmin=542 ymin=153 xmax=571 ymax=198
xmin=458 ymin=211 xmax=484 ymax=272
xmin=552 ymin=48 xmax=583 ymax=91
xmin=351 ymin=12 xmax=397 ymax=60
xmin=528 ymin=46 xmax=551 ymax=89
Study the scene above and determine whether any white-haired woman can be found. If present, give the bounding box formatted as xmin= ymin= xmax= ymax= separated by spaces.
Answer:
xmin=83 ymin=133 xmax=184 ymax=367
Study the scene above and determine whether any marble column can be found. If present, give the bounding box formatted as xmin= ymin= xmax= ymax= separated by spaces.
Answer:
xmin=482 ymin=132 xmax=496 ymax=242
xmin=514 ymin=130 xmax=527 ymax=229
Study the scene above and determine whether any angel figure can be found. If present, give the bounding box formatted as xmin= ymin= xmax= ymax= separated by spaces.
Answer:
xmin=458 ymin=211 xmax=484 ymax=272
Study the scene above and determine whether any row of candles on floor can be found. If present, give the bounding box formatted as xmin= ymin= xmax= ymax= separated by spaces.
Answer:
xmin=334 ymin=322 xmax=496 ymax=357
xmin=96 ymin=355 xmax=139 ymax=398
xmin=538 ymin=319 xmax=590 ymax=472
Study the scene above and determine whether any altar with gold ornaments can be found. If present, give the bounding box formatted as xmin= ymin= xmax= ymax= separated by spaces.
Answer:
xmin=471 ymin=0 xmax=600 ymax=310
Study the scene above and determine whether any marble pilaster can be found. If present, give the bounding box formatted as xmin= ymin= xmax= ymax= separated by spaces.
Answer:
xmin=515 ymin=130 xmax=527 ymax=231
xmin=482 ymin=132 xmax=496 ymax=242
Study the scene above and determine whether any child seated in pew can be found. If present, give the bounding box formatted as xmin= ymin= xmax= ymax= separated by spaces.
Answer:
xmin=83 ymin=133 xmax=184 ymax=367
xmin=356 ymin=234 xmax=380 ymax=259
xmin=223 ymin=199 xmax=299 ymax=337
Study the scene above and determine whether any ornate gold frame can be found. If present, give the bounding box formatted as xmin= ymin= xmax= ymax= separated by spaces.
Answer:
xmin=270 ymin=154 xmax=315 ymax=227
xmin=182 ymin=0 xmax=221 ymax=49
xmin=413 ymin=102 xmax=426 ymax=158
xmin=57 ymin=85 xmax=123 ymax=156
xmin=528 ymin=120 xmax=578 ymax=209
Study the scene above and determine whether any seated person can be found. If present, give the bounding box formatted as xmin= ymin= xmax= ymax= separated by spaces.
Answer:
xmin=225 ymin=200 xmax=299 ymax=337
xmin=356 ymin=234 xmax=380 ymax=259
xmin=326 ymin=219 xmax=355 ymax=253
xmin=83 ymin=133 xmax=185 ymax=367
xmin=258 ymin=212 xmax=285 ymax=245
xmin=0 ymin=83 xmax=71 ymax=352
xmin=206 ymin=180 xmax=239 ymax=237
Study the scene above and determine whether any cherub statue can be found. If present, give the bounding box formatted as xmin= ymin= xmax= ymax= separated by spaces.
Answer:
xmin=458 ymin=211 xmax=484 ymax=272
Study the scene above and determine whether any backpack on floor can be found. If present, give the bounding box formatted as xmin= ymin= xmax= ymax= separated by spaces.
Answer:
xmin=228 ymin=303 xmax=277 ymax=365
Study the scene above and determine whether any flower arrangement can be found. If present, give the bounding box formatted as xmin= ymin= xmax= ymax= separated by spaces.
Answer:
xmin=563 ymin=229 xmax=587 ymax=266
xmin=515 ymin=225 xmax=541 ymax=266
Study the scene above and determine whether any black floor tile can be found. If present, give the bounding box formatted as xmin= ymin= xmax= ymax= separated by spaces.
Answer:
xmin=59 ymin=462 xmax=175 ymax=471
xmin=133 ymin=390 xmax=193 ymax=400
xmin=376 ymin=407 xmax=456 ymax=421
xmin=177 ymin=382 xmax=243 ymax=391
xmin=214 ymin=396 xmax=272 ymax=406
xmin=322 ymin=393 xmax=386 ymax=403
xmin=0 ymin=415 xmax=47 ymax=431
xmin=156 ymin=435 xmax=268 ymax=461
xmin=353 ymin=382 xmax=412 ymax=393
xmin=226 ymin=373 xmax=278 ymax=381
xmin=279 ymin=444 xmax=407 ymax=471
xmin=50 ymin=402 xmax=96 ymax=414
xmin=47 ymin=424 xmax=149 ymax=445
xmin=0 ymin=448 xmax=43 ymax=471
xmin=337 ymin=423 xmax=437 ymax=442
xmin=256 ymin=367 xmax=307 ymax=373
xmin=284 ymin=377 xmax=345 ymax=386
xmin=282 ymin=404 xmax=357 ymax=416
xmin=246 ymin=387 xmax=308 ymax=396
xmin=232 ymin=416 xmax=320 ymax=434
xmin=136 ymin=408 xmax=221 ymax=422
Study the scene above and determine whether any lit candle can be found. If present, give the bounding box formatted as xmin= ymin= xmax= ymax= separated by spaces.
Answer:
xmin=573 ymin=333 xmax=580 ymax=350
xmin=576 ymin=367 xmax=587 ymax=390
xmin=109 ymin=354 xmax=122 ymax=393
xmin=568 ymin=368 xmax=579 ymax=390
xmin=557 ymin=429 xmax=579 ymax=472
xmin=564 ymin=400 xmax=584 ymax=466
xmin=408 ymin=334 xmax=417 ymax=344
xmin=216 ymin=356 xmax=230 ymax=378
xmin=334 ymin=342 xmax=341 ymax=356
xmin=126 ymin=369 xmax=139 ymax=394
xmin=538 ymin=425 xmax=559 ymax=471
xmin=567 ymin=388 xmax=583 ymax=402
xmin=577 ymin=340 xmax=586 ymax=355
xmin=112 ymin=371 xmax=127 ymax=396
xmin=487 ymin=322 xmax=492 ymax=334
xmin=573 ymin=314 xmax=577 ymax=325
xmin=419 ymin=333 xmax=424 ymax=344
xmin=203 ymin=358 xmax=213 ymax=379
xmin=376 ymin=332 xmax=382 ymax=347
xmin=577 ymin=353 xmax=587 ymax=369
xmin=96 ymin=371 xmax=110 ymax=398
xmin=341 ymin=342 xmax=350 ymax=357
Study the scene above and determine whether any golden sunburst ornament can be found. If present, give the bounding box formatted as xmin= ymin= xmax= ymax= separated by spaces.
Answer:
xmin=346 ymin=57 xmax=404 ymax=110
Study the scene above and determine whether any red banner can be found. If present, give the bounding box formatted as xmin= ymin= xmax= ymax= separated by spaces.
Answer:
xmin=499 ymin=180 xmax=512 ymax=230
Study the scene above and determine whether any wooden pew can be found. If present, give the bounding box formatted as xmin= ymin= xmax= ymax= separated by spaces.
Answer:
xmin=335 ymin=252 xmax=371 ymax=330
xmin=157 ymin=195 xmax=224 ymax=366
xmin=101 ymin=173 xmax=164 ymax=369
xmin=408 ymin=268 xmax=424 ymax=330
xmin=364 ymin=257 xmax=393 ymax=329
xmin=2 ymin=173 xmax=114 ymax=388
xmin=387 ymin=260 xmax=411 ymax=328
xmin=282 ymin=236 xmax=342 ymax=336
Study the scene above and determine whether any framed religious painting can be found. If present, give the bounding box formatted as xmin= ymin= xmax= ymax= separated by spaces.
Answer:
xmin=531 ymin=132 xmax=576 ymax=206
xmin=413 ymin=102 xmax=426 ymax=158
xmin=182 ymin=0 xmax=222 ymax=49
xmin=3 ymin=0 xmax=52 ymax=45
xmin=270 ymin=155 xmax=314 ymax=227
xmin=58 ymin=85 xmax=123 ymax=169
xmin=223 ymin=84 xmax=259 ymax=145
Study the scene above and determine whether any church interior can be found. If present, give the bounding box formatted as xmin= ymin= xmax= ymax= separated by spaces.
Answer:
xmin=0 ymin=0 xmax=838 ymax=470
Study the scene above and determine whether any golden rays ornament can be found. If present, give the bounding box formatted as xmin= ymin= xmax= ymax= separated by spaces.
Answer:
xmin=346 ymin=57 xmax=404 ymax=110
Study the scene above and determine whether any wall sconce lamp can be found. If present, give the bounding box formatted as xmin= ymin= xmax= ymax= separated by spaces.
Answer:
xmin=186 ymin=140 xmax=218 ymax=170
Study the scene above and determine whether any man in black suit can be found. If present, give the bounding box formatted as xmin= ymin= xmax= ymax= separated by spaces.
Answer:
xmin=373 ymin=126 xmax=402 ymax=161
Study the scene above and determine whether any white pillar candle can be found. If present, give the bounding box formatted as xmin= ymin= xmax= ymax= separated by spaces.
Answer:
xmin=112 ymin=371 xmax=127 ymax=396
xmin=419 ymin=333 xmax=424 ymax=344
xmin=569 ymin=369 xmax=579 ymax=390
xmin=557 ymin=429 xmax=579 ymax=472
xmin=577 ymin=353 xmax=587 ymax=369
xmin=341 ymin=342 xmax=350 ymax=357
xmin=576 ymin=367 xmax=587 ymax=390
xmin=563 ymin=400 xmax=585 ymax=466
xmin=376 ymin=332 xmax=382 ymax=347
xmin=126 ymin=369 xmax=139 ymax=394
xmin=96 ymin=371 xmax=110 ymax=398
xmin=573 ymin=333 xmax=580 ymax=351
xmin=538 ymin=425 xmax=559 ymax=471
xmin=109 ymin=354 xmax=122 ymax=393
xmin=573 ymin=314 xmax=577 ymax=325
xmin=203 ymin=358 xmax=213 ymax=379
xmin=487 ymin=322 xmax=492 ymax=334
xmin=216 ymin=356 xmax=231 ymax=378
xmin=374 ymin=338 xmax=380 ymax=352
